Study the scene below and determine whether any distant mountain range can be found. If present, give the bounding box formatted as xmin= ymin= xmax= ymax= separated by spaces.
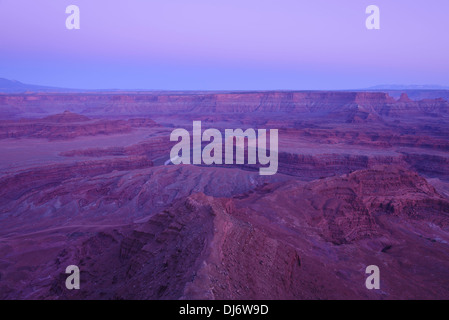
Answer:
xmin=0 ymin=78 xmax=135 ymax=93
xmin=366 ymin=84 xmax=449 ymax=91
xmin=0 ymin=78 xmax=83 ymax=93
xmin=1 ymin=78 xmax=449 ymax=93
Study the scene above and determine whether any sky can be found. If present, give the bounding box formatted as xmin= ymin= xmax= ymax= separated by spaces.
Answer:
xmin=0 ymin=0 xmax=448 ymax=90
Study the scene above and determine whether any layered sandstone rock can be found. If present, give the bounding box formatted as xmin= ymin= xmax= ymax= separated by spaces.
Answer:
xmin=1 ymin=90 xmax=449 ymax=300
xmin=0 ymin=112 xmax=159 ymax=140
xmin=1 ymin=91 xmax=447 ymax=117
xmin=2 ymin=166 xmax=449 ymax=300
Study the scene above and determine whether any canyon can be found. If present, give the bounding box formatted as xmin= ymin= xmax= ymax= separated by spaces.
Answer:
xmin=0 ymin=90 xmax=449 ymax=299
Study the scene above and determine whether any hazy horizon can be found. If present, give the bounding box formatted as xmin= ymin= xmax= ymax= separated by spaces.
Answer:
xmin=2 ymin=77 xmax=449 ymax=93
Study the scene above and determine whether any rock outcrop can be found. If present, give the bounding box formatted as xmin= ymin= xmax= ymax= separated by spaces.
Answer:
xmin=2 ymin=166 xmax=449 ymax=299
xmin=0 ymin=112 xmax=160 ymax=140
xmin=1 ymin=90 xmax=449 ymax=300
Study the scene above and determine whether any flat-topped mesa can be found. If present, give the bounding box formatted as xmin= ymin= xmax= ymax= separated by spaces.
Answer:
xmin=0 ymin=112 xmax=161 ymax=140
xmin=211 ymin=91 xmax=396 ymax=113
xmin=42 ymin=110 xmax=90 ymax=123
xmin=353 ymin=91 xmax=396 ymax=104
xmin=1 ymin=91 xmax=441 ymax=116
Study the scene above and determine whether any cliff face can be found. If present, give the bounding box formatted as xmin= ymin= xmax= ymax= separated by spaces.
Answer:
xmin=0 ymin=112 xmax=159 ymax=140
xmin=4 ymin=166 xmax=448 ymax=300
xmin=1 ymin=91 xmax=446 ymax=117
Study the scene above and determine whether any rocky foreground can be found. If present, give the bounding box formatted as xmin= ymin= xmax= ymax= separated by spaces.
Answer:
xmin=1 ymin=91 xmax=449 ymax=299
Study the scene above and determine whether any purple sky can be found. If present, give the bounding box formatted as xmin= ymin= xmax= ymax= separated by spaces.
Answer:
xmin=0 ymin=0 xmax=448 ymax=90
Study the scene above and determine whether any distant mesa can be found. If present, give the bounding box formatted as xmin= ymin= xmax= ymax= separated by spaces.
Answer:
xmin=0 ymin=112 xmax=159 ymax=140
xmin=42 ymin=111 xmax=90 ymax=123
